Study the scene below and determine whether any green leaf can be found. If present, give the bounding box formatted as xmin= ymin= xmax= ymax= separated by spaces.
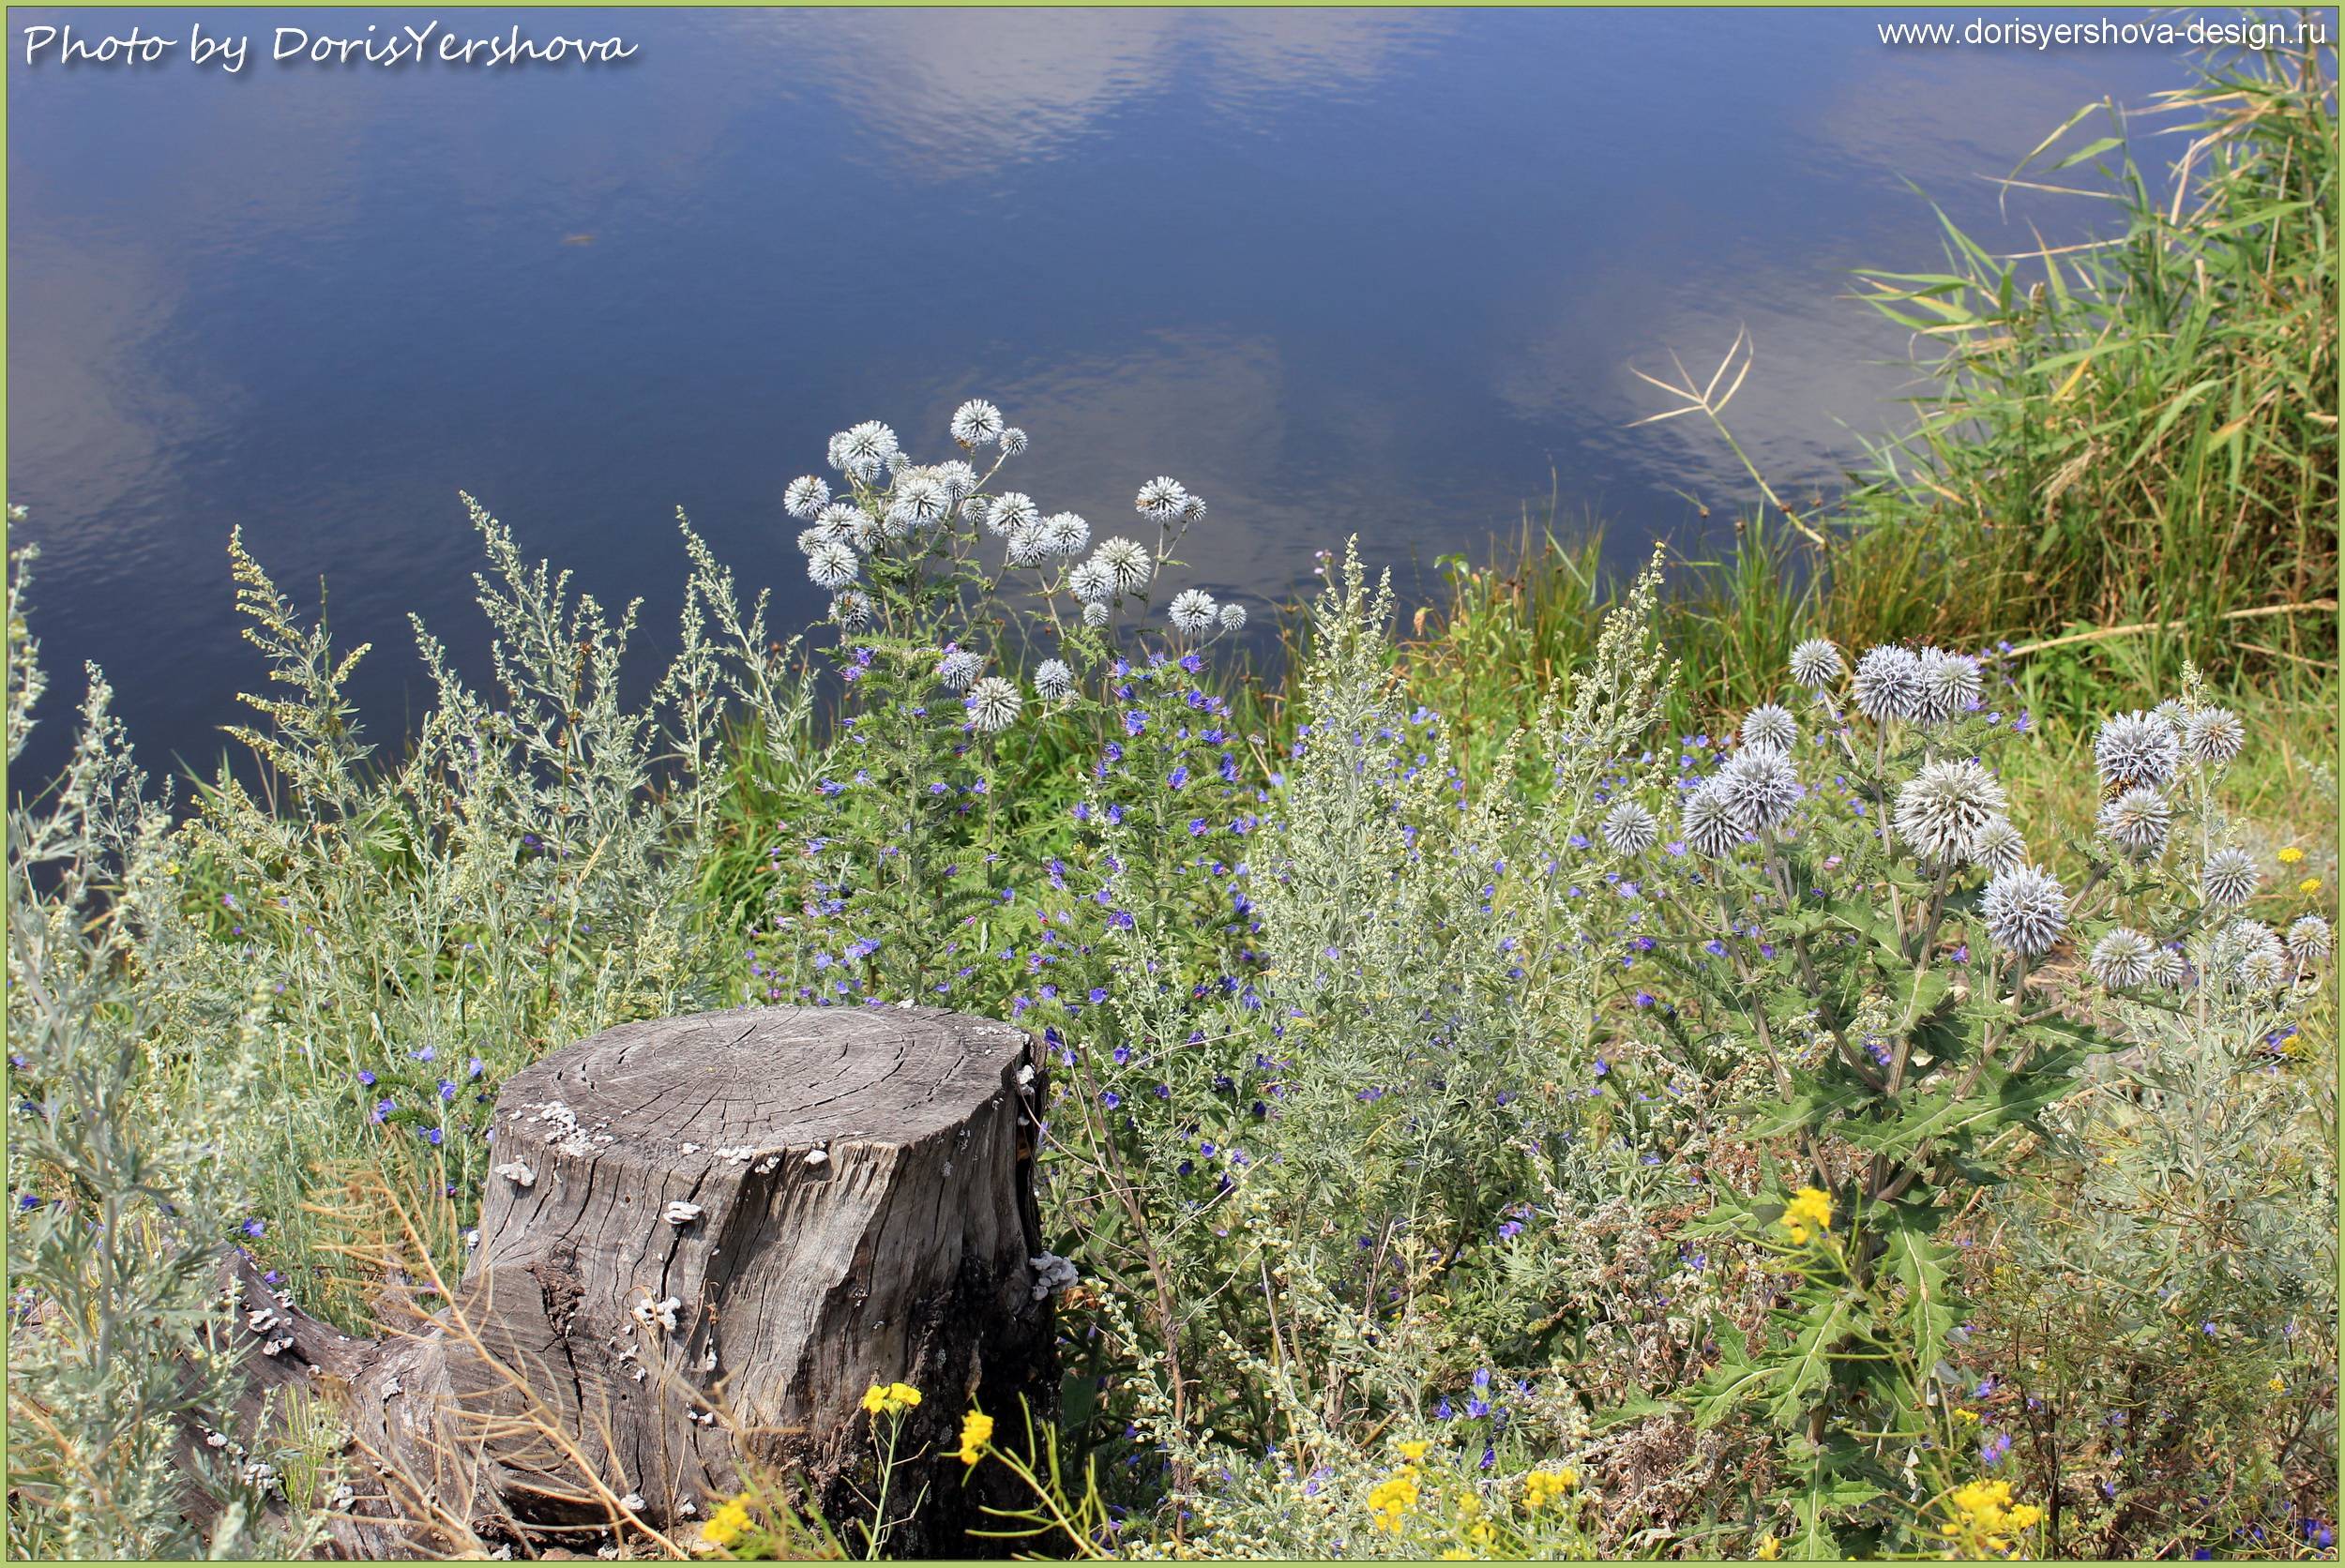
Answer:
xmin=1766 ymin=1294 xmax=1861 ymax=1426
xmin=1880 ymin=1205 xmax=1959 ymax=1378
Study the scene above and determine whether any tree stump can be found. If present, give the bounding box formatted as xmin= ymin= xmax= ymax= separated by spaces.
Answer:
xmin=237 ymin=1005 xmax=1057 ymax=1558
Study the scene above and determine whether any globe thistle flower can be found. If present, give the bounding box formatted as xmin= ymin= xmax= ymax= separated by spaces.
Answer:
xmin=1135 ymin=476 xmax=1188 ymax=521
xmin=828 ymin=589 xmax=872 ymax=631
xmin=1601 ymin=800 xmax=1660 ymax=856
xmin=2150 ymin=945 xmax=2189 ymax=988
xmin=2088 ymin=927 xmax=2157 ymax=988
xmin=1082 ymin=602 xmax=1111 ymax=629
xmin=2237 ymin=945 xmax=2287 ymax=992
xmin=1912 ymin=648 xmax=1982 ymax=724
xmin=842 ymin=511 xmax=885 ymax=554
xmin=1168 ymin=589 xmax=1218 ymax=637
xmin=1095 ymin=538 xmax=1153 ymax=596
xmin=2094 ymin=710 xmax=2180 ymax=791
xmin=784 ymin=475 xmax=830 ymax=520
xmin=1038 ymin=512 xmax=1090 ymax=557
xmin=1789 ymin=638 xmax=1844 ymax=689
xmin=835 ymin=421 xmax=899 ymax=481
xmin=795 ymin=525 xmax=837 ymax=556
xmin=826 ymin=430 xmax=852 ymax=472
xmin=1893 ymin=758 xmax=2008 ymax=867
xmin=1971 ymin=817 xmax=2028 ymax=875
xmin=2221 ymin=918 xmax=2282 ymax=968
xmin=1179 ymin=493 xmax=1208 ymax=524
xmin=1717 ymin=748 xmax=1801 ymax=833
xmin=887 ymin=476 xmax=950 ymax=535
xmin=2095 ymin=786 xmax=2171 ymax=859
xmin=1682 ymin=782 xmax=1744 ymax=858
xmin=1067 ymin=559 xmax=1116 ymax=606
xmin=1034 ymin=658 xmax=1075 ymax=701
xmin=816 ymin=501 xmax=863 ymax=539
xmin=806 ymin=539 xmax=859 ymax=591
xmin=885 ymin=451 xmax=912 ymax=478
xmin=950 ymin=399 xmax=1005 ymax=448
xmin=2201 ymin=847 xmax=2261 ymax=908
xmin=934 ymin=460 xmax=979 ymax=505
xmin=1000 ymin=427 xmax=1029 ymax=456
xmin=961 ymin=496 xmax=991 ymax=525
xmin=1740 ymin=703 xmax=1799 ymax=754
xmin=936 ymin=649 xmax=982 ymax=692
xmin=1005 ymin=526 xmax=1049 ymax=568
xmin=965 ymin=676 xmax=1021 ymax=733
xmin=2286 ymin=914 xmax=2332 ymax=962
xmin=1982 ymin=866 xmax=2068 ymax=957
xmin=1852 ymin=645 xmax=1923 ymax=722
xmin=988 ymin=491 xmax=1039 ymax=538
xmin=1218 ymin=602 xmax=1248 ymax=633
xmin=2182 ymin=707 xmax=2245 ymax=766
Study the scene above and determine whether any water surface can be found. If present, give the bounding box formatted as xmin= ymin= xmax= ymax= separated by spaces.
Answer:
xmin=8 ymin=8 xmax=2204 ymax=787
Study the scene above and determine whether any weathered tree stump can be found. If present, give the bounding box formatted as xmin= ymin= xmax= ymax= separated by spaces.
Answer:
xmin=234 ymin=1005 xmax=1056 ymax=1558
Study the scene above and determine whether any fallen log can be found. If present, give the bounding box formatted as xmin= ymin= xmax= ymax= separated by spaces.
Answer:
xmin=228 ymin=1004 xmax=1058 ymax=1558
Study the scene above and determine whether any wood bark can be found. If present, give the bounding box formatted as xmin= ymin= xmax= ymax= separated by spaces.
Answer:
xmin=226 ymin=1004 xmax=1056 ymax=1558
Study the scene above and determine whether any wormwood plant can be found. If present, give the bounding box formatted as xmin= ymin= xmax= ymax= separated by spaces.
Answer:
xmin=1600 ymin=639 xmax=2331 ymax=1555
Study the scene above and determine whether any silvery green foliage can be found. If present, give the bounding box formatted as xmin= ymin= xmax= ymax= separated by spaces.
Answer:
xmin=4 ymin=549 xmax=313 ymax=1559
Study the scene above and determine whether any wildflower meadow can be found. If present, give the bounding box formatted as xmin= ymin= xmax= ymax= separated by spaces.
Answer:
xmin=5 ymin=41 xmax=2337 ymax=1567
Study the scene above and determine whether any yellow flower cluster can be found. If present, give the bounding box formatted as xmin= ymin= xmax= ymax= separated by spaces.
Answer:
xmin=861 ymin=1380 xmax=921 ymax=1416
xmin=958 ymin=1409 xmax=995 ymax=1465
xmin=1943 ymin=1478 xmax=2044 ymax=1558
xmin=2279 ymin=846 xmax=2305 ymax=865
xmin=698 ymin=1495 xmax=753 ymax=1550
xmin=1367 ymin=1471 xmax=1422 ymax=1533
xmin=1521 ymin=1467 xmax=1578 ymax=1510
xmin=1780 ymin=1186 xmax=1834 ymax=1245
xmin=1754 ymin=1533 xmax=1782 ymax=1560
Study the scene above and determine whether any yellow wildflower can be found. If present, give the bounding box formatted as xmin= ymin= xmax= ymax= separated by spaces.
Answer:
xmin=2300 ymin=878 xmax=2322 ymax=896
xmin=2279 ymin=847 xmax=2306 ymax=865
xmin=1440 ymin=1550 xmax=1476 ymax=1560
xmin=860 ymin=1380 xmax=921 ymax=1416
xmin=1754 ymin=1534 xmax=1782 ymax=1560
xmin=1368 ymin=1473 xmax=1421 ymax=1533
xmin=1780 ymin=1186 xmax=1834 ymax=1246
xmin=1952 ymin=1406 xmax=1981 ymax=1425
xmin=2268 ymin=1375 xmax=2287 ymax=1395
xmin=1944 ymin=1477 xmax=2045 ymax=1558
xmin=1522 ymin=1468 xmax=1577 ymax=1510
xmin=958 ymin=1409 xmax=995 ymax=1465
xmin=698 ymin=1496 xmax=753 ymax=1550
xmin=1396 ymin=1439 xmax=1432 ymax=1462
xmin=1469 ymin=1520 xmax=1496 ymax=1547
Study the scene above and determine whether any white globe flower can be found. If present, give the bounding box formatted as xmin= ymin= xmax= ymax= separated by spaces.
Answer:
xmin=1168 ymin=589 xmax=1218 ymax=636
xmin=2094 ymin=710 xmax=2181 ymax=791
xmin=1681 ymin=782 xmax=1744 ymax=859
xmin=935 ymin=460 xmax=979 ymax=505
xmin=1600 ymin=800 xmax=1660 ymax=855
xmin=999 ymin=427 xmax=1029 ymax=456
xmin=805 ymin=539 xmax=859 ymax=591
xmin=2286 ymin=914 xmax=2332 ymax=962
xmin=2088 ymin=927 xmax=2157 ymax=988
xmin=950 ymin=400 xmax=1005 ymax=448
xmin=1038 ymin=512 xmax=1091 ymax=557
xmin=1082 ymin=602 xmax=1111 ymax=629
xmin=835 ymin=421 xmax=899 ymax=481
xmin=1095 ymin=538 xmax=1153 ymax=596
xmin=1893 ymin=758 xmax=2008 ymax=867
xmin=2182 ymin=707 xmax=2245 ymax=766
xmin=966 ymin=676 xmax=1021 ymax=733
xmin=1179 ymin=493 xmax=1208 ymax=523
xmin=828 ymin=590 xmax=872 ymax=631
xmin=988 ymin=491 xmax=1039 ymax=538
xmin=1135 ymin=476 xmax=1188 ymax=521
xmin=784 ymin=475 xmax=830 ymax=520
xmin=1852 ymin=645 xmax=1923 ymax=722
xmin=1789 ymin=638 xmax=1844 ymax=689
xmin=2095 ymin=786 xmax=2171 ymax=859
xmin=1716 ymin=748 xmax=1800 ymax=833
xmin=1912 ymin=648 xmax=1982 ymax=724
xmin=1034 ymin=659 xmax=1076 ymax=701
xmin=1005 ymin=526 xmax=1049 ymax=568
xmin=937 ymin=649 xmax=982 ymax=692
xmin=1983 ymin=866 xmax=2068 ymax=957
xmin=1218 ymin=602 xmax=1248 ymax=633
xmin=1740 ymin=703 xmax=1798 ymax=754
xmin=2201 ymin=847 xmax=2261 ymax=908
xmin=1970 ymin=817 xmax=2028 ymax=875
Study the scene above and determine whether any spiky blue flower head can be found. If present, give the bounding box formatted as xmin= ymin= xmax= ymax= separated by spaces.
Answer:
xmin=1894 ymin=757 xmax=2007 ymax=867
xmin=1039 ymin=512 xmax=1090 ymax=557
xmin=934 ymin=460 xmax=979 ymax=505
xmin=2096 ymin=785 xmax=2172 ymax=859
xmin=1682 ymin=781 xmax=1744 ymax=858
xmin=784 ymin=475 xmax=830 ymax=520
xmin=1169 ymin=589 xmax=1218 ymax=636
xmin=2088 ymin=927 xmax=2157 ymax=988
xmin=1983 ymin=866 xmax=2068 ymax=957
xmin=2182 ymin=706 xmax=2246 ymax=766
xmin=1179 ymin=492 xmax=1208 ymax=524
xmin=1971 ymin=817 xmax=2028 ymax=875
xmin=1912 ymin=648 xmax=1982 ymax=724
xmin=1082 ymin=602 xmax=1111 ymax=629
xmin=937 ymin=649 xmax=982 ymax=692
xmin=828 ymin=589 xmax=872 ymax=631
xmin=2094 ymin=710 xmax=2180 ymax=791
xmin=965 ymin=675 xmax=1021 ymax=733
xmin=1789 ymin=638 xmax=1844 ymax=690
xmin=961 ymin=496 xmax=991 ymax=526
xmin=885 ymin=451 xmax=912 ymax=478
xmin=1005 ymin=526 xmax=1049 ymax=568
xmin=1067 ymin=559 xmax=1116 ymax=607
xmin=887 ymin=476 xmax=950 ymax=535
xmin=795 ymin=525 xmax=836 ymax=556
xmin=1601 ymin=800 xmax=1660 ymax=856
xmin=1218 ymin=602 xmax=1248 ymax=633
xmin=1000 ymin=427 xmax=1029 ymax=457
xmin=815 ymin=501 xmax=863 ymax=539
xmin=1852 ymin=645 xmax=1924 ymax=722
xmin=950 ymin=399 xmax=1005 ymax=448
xmin=1095 ymin=538 xmax=1153 ymax=596
xmin=1034 ymin=658 xmax=1076 ymax=701
xmin=1135 ymin=476 xmax=1188 ymax=521
xmin=988 ymin=491 xmax=1039 ymax=538
xmin=1740 ymin=703 xmax=1799 ymax=754
xmin=1717 ymin=747 xmax=1801 ymax=833
xmin=2150 ymin=945 xmax=2189 ymax=988
xmin=834 ymin=421 xmax=899 ymax=481
xmin=2201 ymin=846 xmax=2261 ymax=908
xmin=805 ymin=539 xmax=859 ymax=591
xmin=2287 ymin=914 xmax=2332 ymax=962
xmin=2238 ymin=945 xmax=2287 ymax=991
